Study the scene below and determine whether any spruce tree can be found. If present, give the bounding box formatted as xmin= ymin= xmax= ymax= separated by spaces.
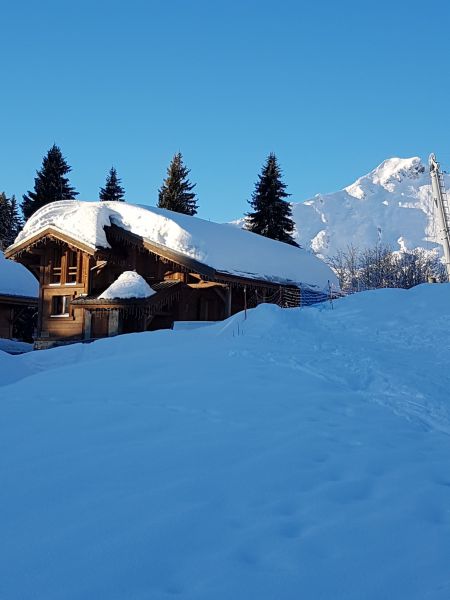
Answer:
xmin=99 ymin=167 xmax=125 ymax=202
xmin=22 ymin=144 xmax=78 ymax=220
xmin=158 ymin=153 xmax=198 ymax=215
xmin=246 ymin=153 xmax=298 ymax=247
xmin=0 ymin=193 xmax=23 ymax=250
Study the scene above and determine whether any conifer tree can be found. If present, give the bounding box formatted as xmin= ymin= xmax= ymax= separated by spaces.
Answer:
xmin=246 ymin=153 xmax=298 ymax=247
xmin=22 ymin=144 xmax=78 ymax=220
xmin=158 ymin=153 xmax=198 ymax=215
xmin=99 ymin=167 xmax=125 ymax=202
xmin=0 ymin=193 xmax=23 ymax=250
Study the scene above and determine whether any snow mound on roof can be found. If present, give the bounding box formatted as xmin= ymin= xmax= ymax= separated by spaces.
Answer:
xmin=0 ymin=252 xmax=38 ymax=297
xmin=99 ymin=271 xmax=155 ymax=300
xmin=13 ymin=200 xmax=337 ymax=291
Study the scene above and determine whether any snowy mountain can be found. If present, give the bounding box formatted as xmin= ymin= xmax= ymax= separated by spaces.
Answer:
xmin=235 ymin=157 xmax=449 ymax=259
xmin=292 ymin=156 xmax=449 ymax=258
xmin=1 ymin=285 xmax=450 ymax=598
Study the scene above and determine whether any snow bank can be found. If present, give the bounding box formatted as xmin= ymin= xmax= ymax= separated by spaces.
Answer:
xmin=12 ymin=200 xmax=337 ymax=291
xmin=0 ymin=251 xmax=38 ymax=297
xmin=0 ymin=338 xmax=33 ymax=355
xmin=1 ymin=284 xmax=450 ymax=599
xmin=98 ymin=271 xmax=155 ymax=300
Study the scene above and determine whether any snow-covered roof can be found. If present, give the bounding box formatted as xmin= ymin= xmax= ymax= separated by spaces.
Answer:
xmin=99 ymin=271 xmax=155 ymax=300
xmin=10 ymin=200 xmax=338 ymax=291
xmin=0 ymin=251 xmax=38 ymax=298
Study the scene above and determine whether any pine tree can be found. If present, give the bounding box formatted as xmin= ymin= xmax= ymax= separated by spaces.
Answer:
xmin=99 ymin=167 xmax=125 ymax=202
xmin=157 ymin=153 xmax=198 ymax=215
xmin=0 ymin=193 xmax=23 ymax=250
xmin=245 ymin=153 xmax=298 ymax=247
xmin=22 ymin=144 xmax=78 ymax=220
xmin=8 ymin=195 xmax=23 ymax=241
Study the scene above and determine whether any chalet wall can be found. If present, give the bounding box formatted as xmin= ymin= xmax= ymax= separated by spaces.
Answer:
xmin=0 ymin=305 xmax=13 ymax=338
xmin=37 ymin=245 xmax=90 ymax=343
xmin=10 ymin=229 xmax=298 ymax=348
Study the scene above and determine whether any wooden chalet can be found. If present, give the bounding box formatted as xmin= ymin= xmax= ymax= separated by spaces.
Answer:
xmin=5 ymin=200 xmax=337 ymax=349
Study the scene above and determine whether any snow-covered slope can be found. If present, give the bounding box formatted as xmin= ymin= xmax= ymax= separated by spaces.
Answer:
xmin=292 ymin=156 xmax=449 ymax=258
xmin=11 ymin=200 xmax=337 ymax=291
xmin=1 ymin=284 xmax=450 ymax=599
xmin=0 ymin=250 xmax=38 ymax=297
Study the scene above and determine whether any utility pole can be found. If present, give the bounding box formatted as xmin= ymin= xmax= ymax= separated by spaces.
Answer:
xmin=429 ymin=153 xmax=450 ymax=280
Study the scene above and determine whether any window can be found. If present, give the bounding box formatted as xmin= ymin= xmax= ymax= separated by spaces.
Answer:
xmin=49 ymin=248 xmax=80 ymax=285
xmin=50 ymin=247 xmax=63 ymax=284
xmin=51 ymin=295 xmax=71 ymax=316
xmin=67 ymin=250 xmax=78 ymax=284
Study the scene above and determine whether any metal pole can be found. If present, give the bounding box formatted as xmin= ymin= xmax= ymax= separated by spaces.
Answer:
xmin=244 ymin=286 xmax=247 ymax=320
xmin=429 ymin=153 xmax=450 ymax=280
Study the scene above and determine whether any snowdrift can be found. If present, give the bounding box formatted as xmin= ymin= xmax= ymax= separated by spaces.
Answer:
xmin=1 ymin=284 xmax=450 ymax=599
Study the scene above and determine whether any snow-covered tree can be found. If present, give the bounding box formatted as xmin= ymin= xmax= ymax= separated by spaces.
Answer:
xmin=328 ymin=244 xmax=447 ymax=292
xmin=246 ymin=153 xmax=298 ymax=247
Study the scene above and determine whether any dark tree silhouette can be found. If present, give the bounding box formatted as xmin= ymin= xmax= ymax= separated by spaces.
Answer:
xmin=158 ymin=153 xmax=198 ymax=215
xmin=99 ymin=167 xmax=125 ymax=202
xmin=22 ymin=144 xmax=78 ymax=219
xmin=246 ymin=153 xmax=298 ymax=246
xmin=0 ymin=193 xmax=23 ymax=249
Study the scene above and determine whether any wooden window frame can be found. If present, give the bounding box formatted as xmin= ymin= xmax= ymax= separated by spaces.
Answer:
xmin=50 ymin=295 xmax=71 ymax=317
xmin=49 ymin=248 xmax=81 ymax=286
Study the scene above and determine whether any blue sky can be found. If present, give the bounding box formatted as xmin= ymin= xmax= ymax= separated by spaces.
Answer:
xmin=1 ymin=0 xmax=450 ymax=222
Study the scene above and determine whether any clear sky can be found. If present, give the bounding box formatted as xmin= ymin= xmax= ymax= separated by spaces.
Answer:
xmin=1 ymin=0 xmax=450 ymax=222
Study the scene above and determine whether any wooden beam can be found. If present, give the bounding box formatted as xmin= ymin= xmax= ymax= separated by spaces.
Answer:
xmin=5 ymin=227 xmax=97 ymax=259
xmin=225 ymin=285 xmax=232 ymax=318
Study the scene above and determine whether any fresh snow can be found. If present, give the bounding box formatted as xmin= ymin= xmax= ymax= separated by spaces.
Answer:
xmin=292 ymin=156 xmax=450 ymax=258
xmin=12 ymin=200 xmax=337 ymax=291
xmin=0 ymin=250 xmax=38 ymax=297
xmin=98 ymin=270 xmax=155 ymax=300
xmin=1 ymin=284 xmax=450 ymax=599
xmin=232 ymin=156 xmax=450 ymax=260
xmin=0 ymin=338 xmax=33 ymax=354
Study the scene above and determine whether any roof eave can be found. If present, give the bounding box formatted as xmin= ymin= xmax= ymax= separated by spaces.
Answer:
xmin=5 ymin=226 xmax=98 ymax=259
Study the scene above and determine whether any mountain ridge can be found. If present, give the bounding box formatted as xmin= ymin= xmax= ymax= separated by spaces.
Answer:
xmin=291 ymin=155 xmax=449 ymax=258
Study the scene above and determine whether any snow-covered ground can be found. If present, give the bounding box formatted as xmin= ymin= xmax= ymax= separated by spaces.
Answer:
xmin=0 ymin=338 xmax=33 ymax=354
xmin=1 ymin=284 xmax=450 ymax=599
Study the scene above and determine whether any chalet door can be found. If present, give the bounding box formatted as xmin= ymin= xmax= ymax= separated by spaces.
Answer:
xmin=90 ymin=312 xmax=109 ymax=339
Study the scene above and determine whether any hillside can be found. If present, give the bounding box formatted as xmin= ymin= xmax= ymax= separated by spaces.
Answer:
xmin=292 ymin=156 xmax=449 ymax=258
xmin=1 ymin=285 xmax=450 ymax=599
